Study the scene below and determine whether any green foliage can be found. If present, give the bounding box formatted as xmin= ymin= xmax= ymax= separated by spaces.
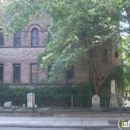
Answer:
xmin=0 ymin=84 xmax=94 ymax=107
xmin=124 ymin=66 xmax=130 ymax=91
xmin=0 ymin=85 xmax=31 ymax=106
xmin=2 ymin=0 xmax=130 ymax=94
xmin=74 ymin=84 xmax=94 ymax=107
xmin=76 ymin=84 xmax=94 ymax=95
xmin=107 ymin=66 xmax=124 ymax=91
xmin=121 ymin=36 xmax=130 ymax=91
xmin=99 ymin=86 xmax=110 ymax=107
xmin=2 ymin=0 xmax=129 ymax=82
xmin=0 ymin=85 xmax=10 ymax=93
xmin=37 ymin=0 xmax=121 ymax=82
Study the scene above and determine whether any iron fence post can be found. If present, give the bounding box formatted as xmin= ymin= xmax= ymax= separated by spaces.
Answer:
xmin=71 ymin=93 xmax=73 ymax=110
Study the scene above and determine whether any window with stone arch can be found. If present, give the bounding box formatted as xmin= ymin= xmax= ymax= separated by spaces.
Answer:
xmin=31 ymin=28 xmax=38 ymax=47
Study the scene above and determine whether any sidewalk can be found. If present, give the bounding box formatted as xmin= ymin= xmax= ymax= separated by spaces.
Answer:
xmin=0 ymin=116 xmax=129 ymax=128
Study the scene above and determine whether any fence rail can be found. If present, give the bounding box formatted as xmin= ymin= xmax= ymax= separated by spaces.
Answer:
xmin=0 ymin=93 xmax=129 ymax=113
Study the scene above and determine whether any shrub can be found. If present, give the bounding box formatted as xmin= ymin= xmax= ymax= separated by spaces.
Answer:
xmin=74 ymin=84 xmax=94 ymax=107
xmin=0 ymin=84 xmax=93 ymax=107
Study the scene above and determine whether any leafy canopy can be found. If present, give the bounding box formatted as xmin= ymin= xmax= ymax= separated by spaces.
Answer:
xmin=2 ymin=0 xmax=130 ymax=83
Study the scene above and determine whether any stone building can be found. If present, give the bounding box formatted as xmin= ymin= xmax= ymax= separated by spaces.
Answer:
xmin=0 ymin=13 xmax=89 ymax=87
xmin=0 ymin=2 xmax=120 ymax=88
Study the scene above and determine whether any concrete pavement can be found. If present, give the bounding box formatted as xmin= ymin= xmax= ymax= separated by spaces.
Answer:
xmin=0 ymin=128 xmax=83 ymax=130
xmin=0 ymin=116 xmax=129 ymax=128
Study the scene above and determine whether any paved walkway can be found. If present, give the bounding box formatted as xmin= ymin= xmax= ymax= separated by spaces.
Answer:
xmin=0 ymin=116 xmax=129 ymax=128
xmin=0 ymin=128 xmax=84 ymax=130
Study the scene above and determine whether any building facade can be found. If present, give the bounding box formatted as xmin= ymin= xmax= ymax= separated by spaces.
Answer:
xmin=0 ymin=0 xmax=121 ymax=88
xmin=0 ymin=13 xmax=89 ymax=87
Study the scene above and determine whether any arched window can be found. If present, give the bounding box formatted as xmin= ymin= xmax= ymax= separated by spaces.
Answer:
xmin=103 ymin=49 xmax=108 ymax=62
xmin=0 ymin=29 xmax=4 ymax=47
xmin=31 ymin=28 xmax=38 ymax=47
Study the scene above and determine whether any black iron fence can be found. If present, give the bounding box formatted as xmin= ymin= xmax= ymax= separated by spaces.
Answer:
xmin=0 ymin=93 xmax=129 ymax=113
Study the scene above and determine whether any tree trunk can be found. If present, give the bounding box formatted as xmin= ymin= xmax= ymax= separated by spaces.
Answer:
xmin=95 ymin=87 xmax=99 ymax=95
xmin=92 ymin=79 xmax=99 ymax=95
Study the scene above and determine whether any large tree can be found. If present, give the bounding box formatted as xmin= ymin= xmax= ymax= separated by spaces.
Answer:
xmin=2 ymin=0 xmax=130 ymax=95
xmin=121 ymin=36 xmax=130 ymax=92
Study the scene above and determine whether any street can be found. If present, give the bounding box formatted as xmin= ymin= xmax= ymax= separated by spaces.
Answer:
xmin=0 ymin=128 xmax=84 ymax=130
xmin=0 ymin=127 xmax=123 ymax=130
xmin=1 ymin=127 xmax=130 ymax=130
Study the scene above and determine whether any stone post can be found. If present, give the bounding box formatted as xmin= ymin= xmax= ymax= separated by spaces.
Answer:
xmin=4 ymin=101 xmax=12 ymax=108
xmin=124 ymin=91 xmax=126 ymax=98
xmin=91 ymin=95 xmax=102 ymax=111
xmin=92 ymin=95 xmax=100 ymax=108
xmin=27 ymin=93 xmax=35 ymax=108
xmin=127 ymin=92 xmax=130 ymax=98
xmin=110 ymin=80 xmax=118 ymax=108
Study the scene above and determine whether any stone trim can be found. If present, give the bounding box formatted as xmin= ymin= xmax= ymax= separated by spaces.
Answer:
xmin=28 ymin=24 xmax=42 ymax=32
xmin=0 ymin=46 xmax=46 ymax=48
xmin=0 ymin=26 xmax=6 ymax=30
xmin=0 ymin=83 xmax=87 ymax=86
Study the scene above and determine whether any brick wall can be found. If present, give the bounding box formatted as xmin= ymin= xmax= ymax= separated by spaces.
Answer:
xmin=0 ymin=10 xmax=117 ymax=87
xmin=0 ymin=10 xmax=90 ymax=86
xmin=0 ymin=15 xmax=50 ymax=85
xmin=0 ymin=48 xmax=47 ymax=83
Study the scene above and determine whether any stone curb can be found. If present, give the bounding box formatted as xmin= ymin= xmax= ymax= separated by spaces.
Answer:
xmin=0 ymin=123 xmax=118 ymax=128
xmin=0 ymin=112 xmax=129 ymax=117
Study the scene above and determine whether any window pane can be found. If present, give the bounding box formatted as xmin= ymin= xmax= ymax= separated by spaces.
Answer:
xmin=0 ymin=30 xmax=4 ymax=47
xmin=14 ymin=32 xmax=21 ymax=38
xmin=32 ymin=64 xmax=37 ymax=69
xmin=31 ymin=64 xmax=37 ymax=73
xmin=66 ymin=67 xmax=74 ymax=83
xmin=14 ymin=39 xmax=21 ymax=47
xmin=31 ymin=64 xmax=38 ymax=83
xmin=0 ymin=64 xmax=3 ymax=83
xmin=0 ymin=38 xmax=4 ymax=46
xmin=31 ymin=28 xmax=38 ymax=47
xmin=32 ymin=29 xmax=38 ymax=37
xmin=14 ymin=32 xmax=21 ymax=47
xmin=13 ymin=64 xmax=20 ymax=83
xmin=31 ymin=74 xmax=38 ymax=82
xmin=32 ymin=38 xmax=38 ymax=46
xmin=0 ymin=32 xmax=3 ymax=38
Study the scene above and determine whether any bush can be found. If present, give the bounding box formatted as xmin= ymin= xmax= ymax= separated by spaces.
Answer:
xmin=99 ymin=86 xmax=110 ymax=107
xmin=74 ymin=84 xmax=94 ymax=107
xmin=0 ymin=84 xmax=93 ymax=107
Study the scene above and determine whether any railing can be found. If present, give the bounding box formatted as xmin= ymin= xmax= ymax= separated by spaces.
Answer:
xmin=0 ymin=93 xmax=129 ymax=113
